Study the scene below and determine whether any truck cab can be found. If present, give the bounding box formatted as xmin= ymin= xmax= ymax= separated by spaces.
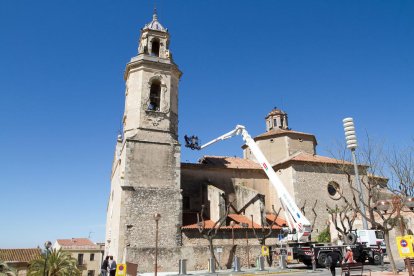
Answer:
xmin=355 ymin=229 xmax=385 ymax=248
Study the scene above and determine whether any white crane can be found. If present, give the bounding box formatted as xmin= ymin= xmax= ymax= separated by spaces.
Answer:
xmin=185 ymin=125 xmax=312 ymax=243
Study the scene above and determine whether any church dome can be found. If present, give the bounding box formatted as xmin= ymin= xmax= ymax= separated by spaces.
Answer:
xmin=143 ymin=10 xmax=166 ymax=32
xmin=265 ymin=108 xmax=286 ymax=118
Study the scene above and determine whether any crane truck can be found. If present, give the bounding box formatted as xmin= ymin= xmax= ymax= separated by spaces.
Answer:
xmin=184 ymin=125 xmax=384 ymax=266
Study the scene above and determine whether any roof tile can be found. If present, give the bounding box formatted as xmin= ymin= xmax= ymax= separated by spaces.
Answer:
xmin=56 ymin=238 xmax=99 ymax=250
xmin=289 ymin=152 xmax=353 ymax=165
xmin=0 ymin=248 xmax=41 ymax=263
xmin=255 ymin=128 xmax=315 ymax=140
xmin=182 ymin=214 xmax=285 ymax=230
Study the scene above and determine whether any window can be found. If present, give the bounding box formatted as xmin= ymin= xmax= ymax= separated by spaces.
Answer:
xmin=90 ymin=253 xmax=95 ymax=261
xmin=87 ymin=270 xmax=95 ymax=276
xmin=375 ymin=230 xmax=384 ymax=239
xmin=273 ymin=118 xmax=277 ymax=127
xmin=148 ymin=80 xmax=161 ymax=111
xmin=151 ymin=39 xmax=160 ymax=57
xmin=327 ymin=181 xmax=341 ymax=200
xmin=78 ymin=253 xmax=84 ymax=265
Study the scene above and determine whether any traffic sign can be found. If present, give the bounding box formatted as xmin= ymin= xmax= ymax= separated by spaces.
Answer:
xmin=396 ymin=235 xmax=414 ymax=258
xmin=261 ymin=246 xmax=269 ymax=256
xmin=116 ymin=263 xmax=127 ymax=276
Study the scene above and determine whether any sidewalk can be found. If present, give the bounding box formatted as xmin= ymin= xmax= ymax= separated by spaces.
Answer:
xmin=138 ymin=267 xmax=409 ymax=276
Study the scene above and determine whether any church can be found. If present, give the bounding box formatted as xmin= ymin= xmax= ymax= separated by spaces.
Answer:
xmin=105 ymin=11 xmax=375 ymax=272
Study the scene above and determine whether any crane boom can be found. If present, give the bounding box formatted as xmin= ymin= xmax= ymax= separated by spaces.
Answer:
xmin=185 ymin=125 xmax=312 ymax=242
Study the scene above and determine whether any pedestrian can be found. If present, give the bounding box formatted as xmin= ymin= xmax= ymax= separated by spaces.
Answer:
xmin=325 ymin=250 xmax=340 ymax=276
xmin=101 ymin=256 xmax=109 ymax=276
xmin=343 ymin=246 xmax=355 ymax=264
xmin=108 ymin=256 xmax=117 ymax=276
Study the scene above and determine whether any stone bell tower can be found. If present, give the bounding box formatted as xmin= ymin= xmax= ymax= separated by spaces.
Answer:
xmin=105 ymin=10 xmax=183 ymax=271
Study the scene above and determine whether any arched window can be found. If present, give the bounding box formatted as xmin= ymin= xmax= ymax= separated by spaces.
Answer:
xmin=327 ymin=181 xmax=341 ymax=200
xmin=148 ymin=80 xmax=161 ymax=111
xmin=151 ymin=39 xmax=160 ymax=57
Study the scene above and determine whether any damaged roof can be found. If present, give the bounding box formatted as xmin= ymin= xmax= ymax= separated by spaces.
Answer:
xmin=182 ymin=214 xmax=286 ymax=230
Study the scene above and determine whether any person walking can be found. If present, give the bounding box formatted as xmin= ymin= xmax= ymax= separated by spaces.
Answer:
xmin=108 ymin=256 xmax=117 ymax=276
xmin=101 ymin=256 xmax=109 ymax=276
xmin=326 ymin=250 xmax=340 ymax=276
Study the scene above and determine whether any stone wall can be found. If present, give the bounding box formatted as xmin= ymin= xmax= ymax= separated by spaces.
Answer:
xmin=122 ymin=187 xmax=182 ymax=249
xmin=293 ymin=163 xmax=360 ymax=238
xmin=126 ymin=243 xmax=270 ymax=273
xmin=286 ymin=134 xmax=316 ymax=156
xmin=246 ymin=137 xmax=289 ymax=164
xmin=106 ymin=137 xmax=182 ymax=263
xmin=207 ymin=185 xmax=225 ymax=222
xmin=179 ymin=230 xmax=280 ymax=271
xmin=235 ymin=185 xmax=262 ymax=225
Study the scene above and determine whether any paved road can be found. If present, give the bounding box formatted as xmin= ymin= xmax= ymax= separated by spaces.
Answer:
xmin=139 ymin=262 xmax=408 ymax=276
xmin=140 ymin=265 xmax=406 ymax=276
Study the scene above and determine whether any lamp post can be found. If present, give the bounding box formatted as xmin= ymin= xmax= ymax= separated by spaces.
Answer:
xmin=43 ymin=241 xmax=52 ymax=276
xmin=230 ymin=221 xmax=240 ymax=272
xmin=230 ymin=221 xmax=235 ymax=248
xmin=154 ymin=213 xmax=161 ymax=276
xmin=343 ymin=117 xmax=369 ymax=230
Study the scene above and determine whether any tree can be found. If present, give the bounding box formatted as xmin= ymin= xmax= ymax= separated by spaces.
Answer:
xmin=327 ymin=136 xmax=410 ymax=275
xmin=197 ymin=194 xmax=231 ymax=270
xmin=387 ymin=144 xmax=414 ymax=197
xmin=28 ymin=249 xmax=81 ymax=276
xmin=326 ymin=203 xmax=356 ymax=243
xmin=0 ymin=260 xmax=16 ymax=276
xmin=300 ymin=199 xmax=319 ymax=232
xmin=250 ymin=203 xmax=282 ymax=266
xmin=317 ymin=227 xmax=331 ymax=243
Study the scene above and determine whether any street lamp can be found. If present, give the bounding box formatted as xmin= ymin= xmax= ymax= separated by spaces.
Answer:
xmin=43 ymin=241 xmax=52 ymax=276
xmin=343 ymin=117 xmax=369 ymax=230
xmin=376 ymin=200 xmax=391 ymax=213
xmin=405 ymin=197 xmax=414 ymax=210
xmin=154 ymin=213 xmax=161 ymax=276
xmin=376 ymin=197 xmax=414 ymax=234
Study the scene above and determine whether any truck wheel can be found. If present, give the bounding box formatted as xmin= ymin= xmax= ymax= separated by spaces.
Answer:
xmin=372 ymin=252 xmax=381 ymax=265
xmin=317 ymin=253 xmax=327 ymax=267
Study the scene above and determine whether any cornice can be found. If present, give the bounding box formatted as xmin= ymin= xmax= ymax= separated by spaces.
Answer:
xmin=124 ymin=56 xmax=182 ymax=80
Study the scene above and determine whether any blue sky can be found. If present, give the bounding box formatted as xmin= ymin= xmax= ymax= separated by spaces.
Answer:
xmin=0 ymin=1 xmax=413 ymax=248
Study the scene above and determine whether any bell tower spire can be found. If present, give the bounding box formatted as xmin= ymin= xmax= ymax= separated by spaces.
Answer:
xmin=137 ymin=9 xmax=171 ymax=59
xmin=122 ymin=11 xmax=181 ymax=138
xmin=153 ymin=6 xmax=158 ymax=20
